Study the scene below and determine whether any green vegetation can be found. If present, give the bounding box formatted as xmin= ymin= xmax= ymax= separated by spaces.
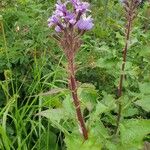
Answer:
xmin=0 ymin=0 xmax=150 ymax=149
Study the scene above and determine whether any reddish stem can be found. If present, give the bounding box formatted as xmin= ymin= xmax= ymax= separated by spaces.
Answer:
xmin=68 ymin=58 xmax=88 ymax=140
xmin=116 ymin=2 xmax=133 ymax=134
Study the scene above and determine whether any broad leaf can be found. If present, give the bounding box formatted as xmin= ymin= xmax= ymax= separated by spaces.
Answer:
xmin=134 ymin=95 xmax=150 ymax=112
xmin=78 ymin=84 xmax=98 ymax=110
xmin=37 ymin=108 xmax=65 ymax=123
xmin=37 ymin=108 xmax=70 ymax=134
xmin=94 ymin=92 xmax=116 ymax=116
xmin=65 ymin=135 xmax=102 ymax=150
xmin=120 ymin=119 xmax=150 ymax=149
xmin=139 ymin=82 xmax=150 ymax=95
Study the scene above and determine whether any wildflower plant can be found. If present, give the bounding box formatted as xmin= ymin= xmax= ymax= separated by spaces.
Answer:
xmin=48 ymin=0 xmax=94 ymax=140
xmin=116 ymin=0 xmax=142 ymax=133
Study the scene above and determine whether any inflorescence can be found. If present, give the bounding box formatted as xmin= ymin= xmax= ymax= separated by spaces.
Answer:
xmin=48 ymin=0 xmax=94 ymax=33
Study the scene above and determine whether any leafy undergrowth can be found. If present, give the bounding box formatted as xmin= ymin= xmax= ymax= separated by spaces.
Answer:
xmin=0 ymin=0 xmax=150 ymax=150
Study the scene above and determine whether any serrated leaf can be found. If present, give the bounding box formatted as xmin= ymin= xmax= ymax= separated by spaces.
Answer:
xmin=95 ymin=102 xmax=108 ymax=115
xmin=139 ymin=46 xmax=150 ymax=61
xmin=37 ymin=108 xmax=65 ymax=123
xmin=122 ymin=107 xmax=139 ymax=117
xmin=78 ymin=84 xmax=98 ymax=110
xmin=134 ymin=96 xmax=150 ymax=112
xmin=91 ymin=92 xmax=116 ymax=119
xmin=90 ymin=120 xmax=110 ymax=141
xmin=37 ymin=108 xmax=70 ymax=134
xmin=65 ymin=135 xmax=102 ymax=150
xmin=101 ymin=92 xmax=116 ymax=108
xmin=120 ymin=119 xmax=150 ymax=149
xmin=62 ymin=94 xmax=75 ymax=118
xmin=139 ymin=83 xmax=150 ymax=94
xmin=129 ymin=37 xmax=138 ymax=47
xmin=96 ymin=58 xmax=117 ymax=70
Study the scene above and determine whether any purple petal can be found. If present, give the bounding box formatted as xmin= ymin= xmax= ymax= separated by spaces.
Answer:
xmin=71 ymin=0 xmax=90 ymax=13
xmin=77 ymin=16 xmax=94 ymax=30
xmin=55 ymin=26 xmax=62 ymax=32
xmin=65 ymin=12 xmax=76 ymax=24
xmin=47 ymin=15 xmax=59 ymax=27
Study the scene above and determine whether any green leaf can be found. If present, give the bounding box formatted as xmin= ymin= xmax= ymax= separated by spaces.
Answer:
xmin=105 ymin=141 xmax=118 ymax=150
xmin=120 ymin=119 xmax=150 ymax=149
xmin=37 ymin=108 xmax=70 ymax=134
xmin=139 ymin=46 xmax=150 ymax=61
xmin=89 ymin=120 xmax=110 ymax=142
xmin=62 ymin=94 xmax=75 ymax=118
xmin=91 ymin=92 xmax=116 ymax=120
xmin=65 ymin=135 xmax=102 ymax=150
xmin=78 ymin=84 xmax=98 ymax=110
xmin=134 ymin=95 xmax=150 ymax=112
xmin=101 ymin=92 xmax=116 ymax=108
xmin=96 ymin=58 xmax=117 ymax=71
xmin=37 ymin=108 xmax=65 ymax=123
xmin=116 ymin=32 xmax=124 ymax=45
xmin=139 ymin=82 xmax=150 ymax=94
xmin=94 ymin=102 xmax=108 ymax=115
xmin=122 ymin=107 xmax=139 ymax=117
xmin=35 ymin=131 xmax=57 ymax=150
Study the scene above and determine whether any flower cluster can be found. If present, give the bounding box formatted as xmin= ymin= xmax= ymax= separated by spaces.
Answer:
xmin=119 ymin=0 xmax=142 ymax=5
xmin=119 ymin=0 xmax=142 ymax=20
xmin=48 ymin=0 xmax=94 ymax=32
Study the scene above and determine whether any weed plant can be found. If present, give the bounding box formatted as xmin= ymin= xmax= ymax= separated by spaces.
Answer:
xmin=0 ymin=0 xmax=150 ymax=149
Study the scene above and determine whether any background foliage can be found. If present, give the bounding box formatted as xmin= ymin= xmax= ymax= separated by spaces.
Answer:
xmin=0 ymin=0 xmax=150 ymax=149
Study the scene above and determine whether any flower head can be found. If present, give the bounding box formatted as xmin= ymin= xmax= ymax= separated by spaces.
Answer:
xmin=48 ymin=0 xmax=93 ymax=33
xmin=71 ymin=0 xmax=90 ymax=13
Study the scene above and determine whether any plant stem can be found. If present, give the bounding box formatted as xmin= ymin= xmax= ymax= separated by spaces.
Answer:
xmin=68 ymin=58 xmax=88 ymax=140
xmin=116 ymin=3 xmax=133 ymax=134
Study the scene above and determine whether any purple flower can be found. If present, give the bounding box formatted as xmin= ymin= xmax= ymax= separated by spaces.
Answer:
xmin=76 ymin=2 xmax=90 ymax=13
xmin=55 ymin=26 xmax=62 ymax=32
xmin=77 ymin=15 xmax=94 ymax=30
xmin=48 ymin=15 xmax=59 ymax=27
xmin=64 ymin=12 xmax=76 ymax=24
xmin=48 ymin=0 xmax=94 ymax=32
xmin=70 ymin=0 xmax=80 ymax=7
xmin=55 ymin=0 xmax=68 ymax=16
xmin=71 ymin=0 xmax=90 ymax=13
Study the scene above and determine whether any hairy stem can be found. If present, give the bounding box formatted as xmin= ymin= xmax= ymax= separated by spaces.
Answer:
xmin=116 ymin=3 xmax=133 ymax=134
xmin=68 ymin=58 xmax=88 ymax=140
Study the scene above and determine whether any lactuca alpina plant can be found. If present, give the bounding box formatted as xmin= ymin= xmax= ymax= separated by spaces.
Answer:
xmin=116 ymin=0 xmax=142 ymax=133
xmin=48 ymin=0 xmax=94 ymax=140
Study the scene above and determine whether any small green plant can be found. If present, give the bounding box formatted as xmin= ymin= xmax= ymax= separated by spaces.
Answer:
xmin=0 ymin=0 xmax=150 ymax=150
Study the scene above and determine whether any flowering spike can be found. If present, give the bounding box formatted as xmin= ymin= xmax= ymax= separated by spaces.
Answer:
xmin=116 ymin=0 xmax=142 ymax=134
xmin=47 ymin=0 xmax=93 ymax=140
